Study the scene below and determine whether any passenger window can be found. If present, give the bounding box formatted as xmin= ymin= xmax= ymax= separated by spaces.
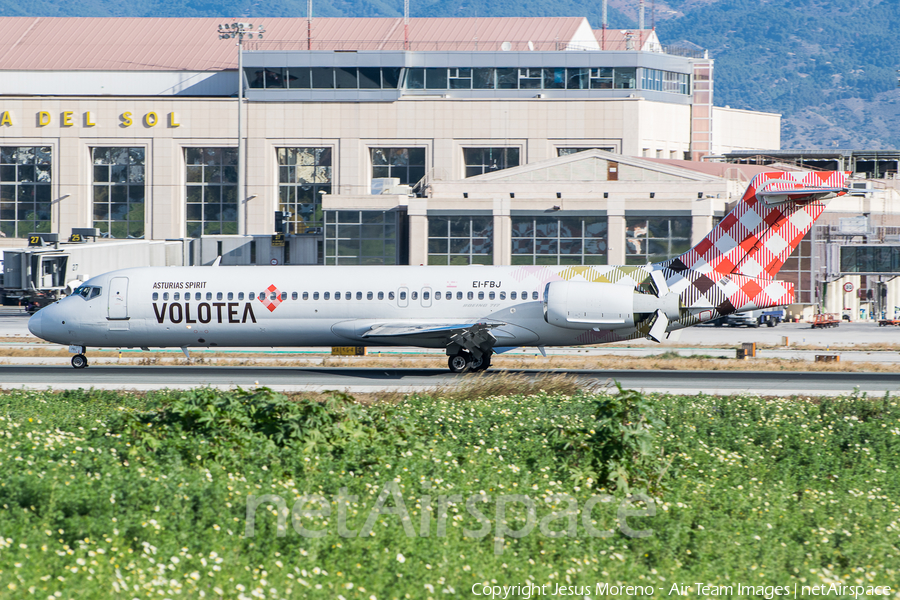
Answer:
xmin=313 ymin=292 xmax=319 ymax=300
xmin=489 ymin=291 xmax=495 ymax=300
xmin=388 ymin=291 xmax=395 ymax=300
xmin=521 ymin=291 xmax=527 ymax=299
xmin=152 ymin=292 xmax=159 ymax=301
xmin=467 ymin=291 xmax=474 ymax=300
xmin=292 ymin=292 xmax=298 ymax=300
xmin=238 ymin=292 xmax=244 ymax=301
xmin=399 ymin=291 xmax=407 ymax=300
xmin=302 ymin=292 xmax=308 ymax=300
xmin=435 ymin=291 xmax=441 ymax=300
xmin=281 ymin=292 xmax=287 ymax=301
xmin=412 ymin=291 xmax=418 ymax=300
xmin=367 ymin=291 xmax=373 ymax=300
xmin=457 ymin=292 xmax=463 ymax=300
xmin=378 ymin=291 xmax=384 ymax=300
xmin=478 ymin=291 xmax=484 ymax=300
xmin=335 ymin=292 xmax=341 ymax=300
xmin=423 ymin=291 xmax=430 ymax=300
xmin=163 ymin=292 xmax=169 ymax=301
xmin=357 ymin=292 xmax=363 ymax=300
xmin=500 ymin=291 xmax=506 ymax=300
xmin=511 ymin=291 xmax=517 ymax=300
xmin=227 ymin=292 xmax=234 ymax=301
xmin=216 ymin=292 xmax=222 ymax=301
xmin=324 ymin=292 xmax=330 ymax=300
xmin=249 ymin=292 xmax=255 ymax=300
xmin=206 ymin=292 xmax=213 ymax=301
xmin=346 ymin=291 xmax=351 ymax=299
xmin=174 ymin=292 xmax=180 ymax=301
xmin=532 ymin=291 xmax=539 ymax=300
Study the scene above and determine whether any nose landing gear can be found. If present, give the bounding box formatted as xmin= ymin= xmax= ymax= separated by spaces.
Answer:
xmin=71 ymin=354 xmax=88 ymax=369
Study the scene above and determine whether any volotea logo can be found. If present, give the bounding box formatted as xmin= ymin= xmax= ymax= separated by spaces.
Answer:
xmin=259 ymin=284 xmax=283 ymax=312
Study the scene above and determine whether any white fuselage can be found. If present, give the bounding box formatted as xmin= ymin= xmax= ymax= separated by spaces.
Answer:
xmin=29 ymin=265 xmax=645 ymax=350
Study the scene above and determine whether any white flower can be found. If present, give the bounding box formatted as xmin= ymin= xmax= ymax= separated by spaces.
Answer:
xmin=396 ymin=553 xmax=406 ymax=564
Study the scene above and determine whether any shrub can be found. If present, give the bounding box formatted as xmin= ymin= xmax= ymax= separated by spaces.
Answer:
xmin=107 ymin=387 xmax=416 ymax=469
xmin=553 ymin=383 xmax=673 ymax=494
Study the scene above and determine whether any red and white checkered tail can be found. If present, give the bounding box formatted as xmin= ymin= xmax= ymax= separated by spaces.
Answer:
xmin=665 ymin=171 xmax=848 ymax=279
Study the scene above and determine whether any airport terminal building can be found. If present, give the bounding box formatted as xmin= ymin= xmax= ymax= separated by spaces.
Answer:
xmin=0 ymin=16 xmax=780 ymax=269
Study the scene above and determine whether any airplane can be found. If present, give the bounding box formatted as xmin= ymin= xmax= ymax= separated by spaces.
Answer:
xmin=28 ymin=170 xmax=848 ymax=371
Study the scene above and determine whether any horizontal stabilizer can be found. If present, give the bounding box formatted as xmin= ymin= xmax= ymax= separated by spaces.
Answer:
xmin=756 ymin=179 xmax=846 ymax=206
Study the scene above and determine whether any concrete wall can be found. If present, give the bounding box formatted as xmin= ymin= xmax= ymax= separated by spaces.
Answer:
xmin=711 ymin=106 xmax=781 ymax=154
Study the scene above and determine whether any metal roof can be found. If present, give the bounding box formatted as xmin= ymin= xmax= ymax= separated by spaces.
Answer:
xmin=0 ymin=17 xmax=593 ymax=71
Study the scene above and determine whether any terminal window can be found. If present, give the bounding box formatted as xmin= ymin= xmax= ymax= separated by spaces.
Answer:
xmin=0 ymin=146 xmax=51 ymax=239
xmin=512 ymin=216 xmax=608 ymax=266
xmin=247 ymin=66 xmax=648 ymax=93
xmin=463 ymin=148 xmax=520 ymax=177
xmin=185 ymin=148 xmax=238 ymax=237
xmin=625 ymin=216 xmax=691 ymax=264
xmin=558 ymin=148 xmax=616 ymax=156
xmin=92 ymin=147 xmax=145 ymax=239
xmin=278 ymin=147 xmax=332 ymax=231
xmin=371 ymin=148 xmax=426 ymax=186
xmin=839 ymin=245 xmax=900 ymax=273
xmin=246 ymin=67 xmax=402 ymax=90
xmin=324 ymin=210 xmax=399 ymax=266
xmin=641 ymin=68 xmax=690 ymax=95
xmin=428 ymin=215 xmax=493 ymax=265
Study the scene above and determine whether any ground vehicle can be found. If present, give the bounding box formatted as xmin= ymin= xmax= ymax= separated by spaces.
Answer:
xmin=722 ymin=308 xmax=786 ymax=328
xmin=811 ymin=313 xmax=840 ymax=328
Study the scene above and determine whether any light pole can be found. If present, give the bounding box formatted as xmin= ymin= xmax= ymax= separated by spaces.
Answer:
xmin=218 ymin=22 xmax=265 ymax=237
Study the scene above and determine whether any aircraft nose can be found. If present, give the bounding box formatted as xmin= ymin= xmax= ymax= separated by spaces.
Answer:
xmin=27 ymin=309 xmax=43 ymax=338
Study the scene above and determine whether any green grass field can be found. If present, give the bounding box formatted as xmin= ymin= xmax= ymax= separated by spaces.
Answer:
xmin=0 ymin=384 xmax=898 ymax=599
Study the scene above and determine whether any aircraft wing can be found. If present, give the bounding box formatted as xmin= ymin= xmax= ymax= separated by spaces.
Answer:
xmin=360 ymin=321 xmax=503 ymax=340
xmin=331 ymin=320 xmax=506 ymax=356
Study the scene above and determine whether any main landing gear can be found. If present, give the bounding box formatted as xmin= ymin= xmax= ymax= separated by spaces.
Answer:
xmin=71 ymin=354 xmax=88 ymax=369
xmin=447 ymin=350 xmax=492 ymax=373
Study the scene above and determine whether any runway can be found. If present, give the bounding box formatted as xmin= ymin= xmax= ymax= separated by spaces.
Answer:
xmin=1 ymin=365 xmax=898 ymax=396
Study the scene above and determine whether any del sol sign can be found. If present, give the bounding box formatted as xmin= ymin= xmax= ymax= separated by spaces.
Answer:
xmin=0 ymin=111 xmax=181 ymax=128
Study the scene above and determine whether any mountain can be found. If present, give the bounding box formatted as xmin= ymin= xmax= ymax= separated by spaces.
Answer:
xmin=2 ymin=0 xmax=897 ymax=149
xmin=652 ymin=0 xmax=900 ymax=150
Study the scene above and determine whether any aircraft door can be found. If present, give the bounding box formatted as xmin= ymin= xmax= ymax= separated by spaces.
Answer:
xmin=108 ymin=277 xmax=129 ymax=320
xmin=422 ymin=287 xmax=432 ymax=308
xmin=398 ymin=286 xmax=409 ymax=308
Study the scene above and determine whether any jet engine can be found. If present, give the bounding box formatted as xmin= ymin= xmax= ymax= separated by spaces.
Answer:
xmin=543 ymin=279 xmax=681 ymax=341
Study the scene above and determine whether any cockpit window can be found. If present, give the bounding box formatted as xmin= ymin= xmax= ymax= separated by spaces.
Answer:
xmin=74 ymin=285 xmax=102 ymax=300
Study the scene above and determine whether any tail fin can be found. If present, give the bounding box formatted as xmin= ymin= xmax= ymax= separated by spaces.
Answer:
xmin=667 ymin=170 xmax=848 ymax=279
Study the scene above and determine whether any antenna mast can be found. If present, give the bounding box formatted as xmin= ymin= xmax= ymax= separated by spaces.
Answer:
xmin=601 ymin=0 xmax=607 ymax=50
xmin=639 ymin=0 xmax=645 ymax=48
xmin=404 ymin=0 xmax=410 ymax=50
xmin=307 ymin=0 xmax=312 ymax=50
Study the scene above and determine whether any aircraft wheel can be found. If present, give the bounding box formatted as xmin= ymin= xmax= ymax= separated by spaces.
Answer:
xmin=71 ymin=354 xmax=88 ymax=369
xmin=470 ymin=352 xmax=492 ymax=372
xmin=448 ymin=353 xmax=471 ymax=374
